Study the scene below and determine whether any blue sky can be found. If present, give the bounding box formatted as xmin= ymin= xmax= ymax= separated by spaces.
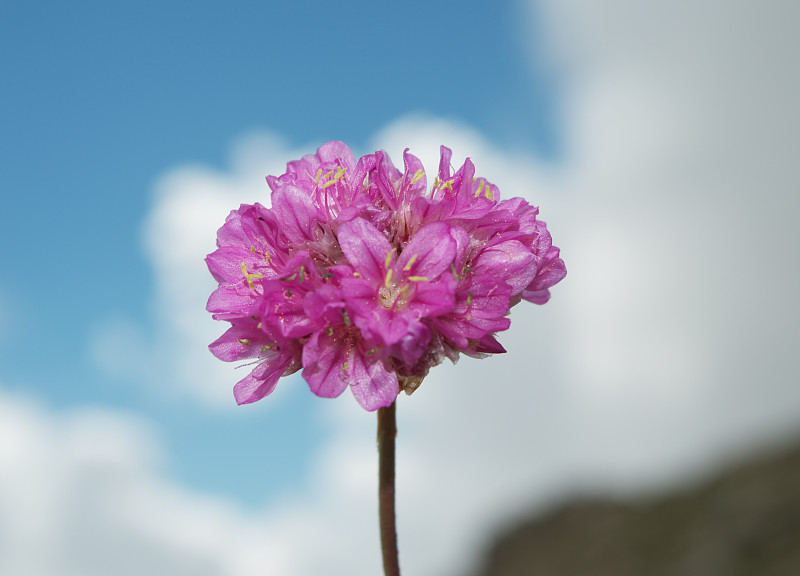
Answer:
xmin=1 ymin=1 xmax=799 ymax=575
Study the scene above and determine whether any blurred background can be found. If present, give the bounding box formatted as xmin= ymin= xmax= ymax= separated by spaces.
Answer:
xmin=1 ymin=0 xmax=798 ymax=574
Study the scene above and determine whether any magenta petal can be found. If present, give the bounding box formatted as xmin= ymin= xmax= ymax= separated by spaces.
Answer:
xmin=301 ymin=330 xmax=350 ymax=399
xmin=397 ymin=222 xmax=456 ymax=279
xmin=521 ymin=288 xmax=551 ymax=305
xmin=453 ymin=157 xmax=476 ymax=200
xmin=438 ymin=145 xmax=453 ymax=180
xmin=206 ymin=246 xmax=275 ymax=285
xmin=371 ymin=151 xmax=402 ymax=210
xmin=349 ymin=153 xmax=377 ymax=202
xmin=404 ymin=278 xmax=457 ymax=318
xmin=209 ymin=322 xmax=273 ymax=362
xmin=316 ymin=140 xmax=356 ymax=170
xmin=398 ymin=149 xmax=427 ymax=201
xmin=233 ymin=351 xmax=295 ymax=405
xmin=349 ymin=349 xmax=399 ymax=411
xmin=473 ymin=334 xmax=507 ymax=354
xmin=271 ymin=183 xmax=321 ymax=243
xmin=472 ymin=240 xmax=537 ymax=296
xmin=362 ymin=308 xmax=411 ymax=346
xmin=338 ymin=217 xmax=393 ymax=281
xmin=207 ymin=284 xmax=259 ymax=319
xmin=396 ymin=321 xmax=431 ymax=366
xmin=303 ymin=284 xmax=346 ymax=326
xmin=528 ymin=249 xmax=567 ymax=291
xmin=449 ymin=225 xmax=471 ymax=268
xmin=466 ymin=277 xmax=513 ymax=321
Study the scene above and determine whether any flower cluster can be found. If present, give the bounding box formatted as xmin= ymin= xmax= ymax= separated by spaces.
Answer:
xmin=206 ymin=142 xmax=566 ymax=411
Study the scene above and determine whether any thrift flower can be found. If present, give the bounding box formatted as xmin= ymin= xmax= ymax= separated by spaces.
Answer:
xmin=206 ymin=141 xmax=565 ymax=411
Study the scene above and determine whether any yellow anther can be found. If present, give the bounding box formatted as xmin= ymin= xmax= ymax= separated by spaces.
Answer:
xmin=466 ymin=291 xmax=473 ymax=307
xmin=475 ymin=180 xmax=485 ymax=198
xmin=241 ymin=262 xmax=263 ymax=290
xmin=441 ymin=179 xmax=454 ymax=191
xmin=237 ymin=338 xmax=251 ymax=345
xmin=260 ymin=343 xmax=273 ymax=353
xmin=250 ymin=245 xmax=258 ymax=254
xmin=264 ymin=250 xmax=271 ymax=263
xmin=315 ymin=168 xmax=322 ymax=187
xmin=408 ymin=276 xmax=428 ymax=282
xmin=384 ymin=268 xmax=394 ymax=289
xmin=319 ymin=166 xmax=347 ymax=189
xmin=385 ymin=250 xmax=393 ymax=270
xmin=403 ymin=254 xmax=418 ymax=271
xmin=433 ymin=176 xmax=441 ymax=188
xmin=485 ymin=189 xmax=494 ymax=200
xmin=409 ymin=169 xmax=425 ymax=186
xmin=341 ymin=362 xmax=349 ymax=371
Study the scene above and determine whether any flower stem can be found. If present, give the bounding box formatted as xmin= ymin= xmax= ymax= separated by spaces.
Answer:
xmin=378 ymin=401 xmax=400 ymax=576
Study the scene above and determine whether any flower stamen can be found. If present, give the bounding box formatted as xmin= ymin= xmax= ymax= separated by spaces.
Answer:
xmin=241 ymin=262 xmax=264 ymax=290
xmin=403 ymin=254 xmax=418 ymax=271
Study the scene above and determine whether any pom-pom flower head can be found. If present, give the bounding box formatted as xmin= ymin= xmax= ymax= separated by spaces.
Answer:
xmin=206 ymin=142 xmax=566 ymax=411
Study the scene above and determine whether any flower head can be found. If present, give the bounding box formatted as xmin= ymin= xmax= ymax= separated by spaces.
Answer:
xmin=206 ymin=142 xmax=566 ymax=410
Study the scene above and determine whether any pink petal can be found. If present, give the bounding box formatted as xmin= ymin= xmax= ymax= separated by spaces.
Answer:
xmin=208 ymin=321 xmax=273 ymax=362
xmin=397 ymin=222 xmax=456 ymax=279
xmin=338 ymin=217 xmax=392 ymax=282
xmin=437 ymin=146 xmax=453 ymax=180
xmin=521 ymin=288 xmax=551 ymax=305
xmin=371 ymin=151 xmax=402 ymax=210
xmin=271 ymin=183 xmax=322 ymax=243
xmin=233 ymin=350 xmax=297 ymax=405
xmin=301 ymin=330 xmax=350 ymax=399
xmin=348 ymin=349 xmax=399 ymax=411
xmin=404 ymin=277 xmax=457 ymax=319
xmin=398 ymin=149 xmax=427 ymax=202
xmin=528 ymin=249 xmax=567 ymax=292
xmin=472 ymin=240 xmax=537 ymax=297
xmin=316 ymin=140 xmax=356 ymax=171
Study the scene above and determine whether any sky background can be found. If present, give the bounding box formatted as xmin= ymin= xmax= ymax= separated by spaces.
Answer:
xmin=1 ymin=1 xmax=799 ymax=575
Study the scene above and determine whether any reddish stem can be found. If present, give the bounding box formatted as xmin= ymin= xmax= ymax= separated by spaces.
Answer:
xmin=377 ymin=402 xmax=400 ymax=576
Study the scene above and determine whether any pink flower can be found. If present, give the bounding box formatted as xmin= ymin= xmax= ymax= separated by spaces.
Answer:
xmin=206 ymin=142 xmax=566 ymax=410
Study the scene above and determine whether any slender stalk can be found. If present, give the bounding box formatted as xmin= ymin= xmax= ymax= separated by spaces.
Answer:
xmin=377 ymin=401 xmax=400 ymax=576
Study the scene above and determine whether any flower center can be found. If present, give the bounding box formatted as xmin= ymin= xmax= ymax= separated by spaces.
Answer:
xmin=378 ymin=284 xmax=402 ymax=309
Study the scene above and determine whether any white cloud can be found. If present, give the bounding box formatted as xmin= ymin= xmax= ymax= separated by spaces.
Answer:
xmin=0 ymin=387 xmax=244 ymax=575
xmin=62 ymin=1 xmax=800 ymax=576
